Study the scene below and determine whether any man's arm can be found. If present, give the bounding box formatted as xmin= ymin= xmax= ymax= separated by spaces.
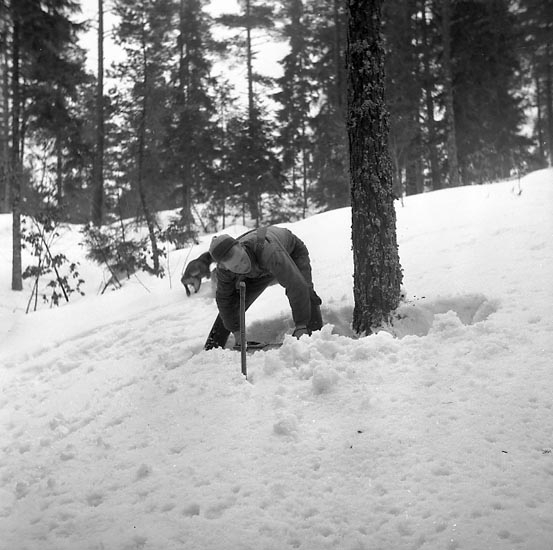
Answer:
xmin=263 ymin=243 xmax=312 ymax=328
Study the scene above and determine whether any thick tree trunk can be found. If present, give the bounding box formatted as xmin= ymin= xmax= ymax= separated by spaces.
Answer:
xmin=91 ymin=0 xmax=104 ymax=226
xmin=441 ymin=0 xmax=461 ymax=187
xmin=347 ymin=0 xmax=403 ymax=335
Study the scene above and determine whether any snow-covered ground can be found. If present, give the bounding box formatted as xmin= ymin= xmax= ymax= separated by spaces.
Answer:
xmin=1 ymin=169 xmax=552 ymax=550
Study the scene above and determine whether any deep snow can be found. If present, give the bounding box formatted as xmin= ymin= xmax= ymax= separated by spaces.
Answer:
xmin=1 ymin=169 xmax=552 ymax=550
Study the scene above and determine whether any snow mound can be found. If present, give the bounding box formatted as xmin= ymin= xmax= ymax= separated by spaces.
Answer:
xmin=389 ymin=293 xmax=500 ymax=338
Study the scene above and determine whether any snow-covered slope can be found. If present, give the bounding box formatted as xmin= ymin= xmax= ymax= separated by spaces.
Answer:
xmin=1 ymin=169 xmax=552 ymax=550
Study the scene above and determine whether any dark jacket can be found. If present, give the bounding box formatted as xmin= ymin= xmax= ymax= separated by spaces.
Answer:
xmin=215 ymin=227 xmax=314 ymax=332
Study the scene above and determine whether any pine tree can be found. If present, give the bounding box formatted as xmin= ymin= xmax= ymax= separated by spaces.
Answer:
xmin=419 ymin=0 xmax=441 ymax=191
xmin=219 ymin=0 xmax=283 ymax=225
xmin=209 ymin=80 xmax=238 ymax=230
xmin=25 ymin=32 xmax=89 ymax=207
xmin=112 ymin=0 xmax=174 ymax=274
xmin=224 ymin=107 xmax=283 ymax=227
xmin=10 ymin=1 xmax=22 ymax=291
xmin=519 ymin=0 xmax=553 ymax=166
xmin=91 ymin=0 xmax=105 ymax=227
xmin=58 ymin=77 xmax=98 ymax=223
xmin=169 ymin=0 xmax=217 ymax=234
xmin=0 ymin=6 xmax=9 ymax=214
xmin=450 ymin=0 xmax=527 ymax=182
xmin=441 ymin=0 xmax=461 ymax=187
xmin=383 ymin=0 xmax=424 ymax=196
xmin=309 ymin=0 xmax=349 ymax=209
xmin=347 ymin=0 xmax=403 ymax=335
xmin=6 ymin=0 xmax=82 ymax=291
xmin=274 ymin=0 xmax=315 ymax=217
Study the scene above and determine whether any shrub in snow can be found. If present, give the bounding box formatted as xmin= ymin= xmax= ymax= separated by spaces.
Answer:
xmin=22 ymin=209 xmax=85 ymax=311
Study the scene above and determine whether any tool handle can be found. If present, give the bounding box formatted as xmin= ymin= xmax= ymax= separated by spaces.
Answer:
xmin=239 ymin=281 xmax=247 ymax=377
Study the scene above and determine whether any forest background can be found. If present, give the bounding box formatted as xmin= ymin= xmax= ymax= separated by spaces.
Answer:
xmin=0 ymin=0 xmax=551 ymax=295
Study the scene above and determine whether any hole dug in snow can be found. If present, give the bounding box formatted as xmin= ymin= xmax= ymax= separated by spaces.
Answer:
xmin=389 ymin=293 xmax=499 ymax=338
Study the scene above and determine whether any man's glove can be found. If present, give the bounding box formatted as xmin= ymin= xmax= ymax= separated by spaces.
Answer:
xmin=292 ymin=325 xmax=309 ymax=339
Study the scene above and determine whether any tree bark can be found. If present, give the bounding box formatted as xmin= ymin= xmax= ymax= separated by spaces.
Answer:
xmin=244 ymin=0 xmax=261 ymax=226
xmin=91 ymin=0 xmax=104 ymax=226
xmin=56 ymin=130 xmax=63 ymax=204
xmin=441 ymin=0 xmax=461 ymax=187
xmin=347 ymin=0 xmax=403 ymax=335
xmin=11 ymin=14 xmax=22 ymax=291
xmin=333 ymin=0 xmax=345 ymax=113
xmin=545 ymin=43 xmax=553 ymax=166
xmin=420 ymin=0 xmax=440 ymax=190
xmin=137 ymin=25 xmax=160 ymax=274
xmin=245 ymin=0 xmax=255 ymax=133
xmin=0 ymin=15 xmax=9 ymax=213
xmin=534 ymin=57 xmax=545 ymax=163
xmin=177 ymin=0 xmax=194 ymax=235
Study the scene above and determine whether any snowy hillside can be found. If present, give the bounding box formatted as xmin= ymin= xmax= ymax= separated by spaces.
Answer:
xmin=1 ymin=169 xmax=552 ymax=550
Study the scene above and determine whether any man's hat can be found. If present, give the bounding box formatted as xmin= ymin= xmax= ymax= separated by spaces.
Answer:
xmin=209 ymin=234 xmax=238 ymax=262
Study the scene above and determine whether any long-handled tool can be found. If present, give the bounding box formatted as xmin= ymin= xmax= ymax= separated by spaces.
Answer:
xmin=239 ymin=281 xmax=247 ymax=378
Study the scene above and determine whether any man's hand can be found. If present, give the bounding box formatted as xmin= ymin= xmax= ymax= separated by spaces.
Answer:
xmin=292 ymin=325 xmax=309 ymax=339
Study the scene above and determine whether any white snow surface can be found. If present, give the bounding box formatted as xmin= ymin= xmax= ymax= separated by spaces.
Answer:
xmin=1 ymin=169 xmax=552 ymax=550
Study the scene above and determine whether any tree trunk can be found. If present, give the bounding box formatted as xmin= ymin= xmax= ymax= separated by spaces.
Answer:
xmin=333 ymin=0 xmax=345 ymax=113
xmin=301 ymin=120 xmax=308 ymax=219
xmin=535 ymin=58 xmax=545 ymax=163
xmin=420 ymin=0 xmax=440 ymax=190
xmin=0 ymin=28 xmax=9 ymax=213
xmin=333 ymin=0 xmax=349 ymax=202
xmin=347 ymin=0 xmax=403 ymax=335
xmin=177 ymin=0 xmax=194 ymax=232
xmin=0 ymin=6 xmax=9 ymax=215
xmin=137 ymin=105 xmax=160 ymax=274
xmin=137 ymin=30 xmax=160 ymax=274
xmin=244 ymin=0 xmax=260 ymax=226
xmin=441 ymin=0 xmax=461 ymax=187
xmin=11 ymin=15 xmax=22 ymax=291
xmin=545 ymin=43 xmax=553 ymax=166
xmin=245 ymin=0 xmax=255 ymax=132
xmin=56 ymin=131 xmax=63 ymax=204
xmin=91 ymin=0 xmax=104 ymax=226
xmin=405 ymin=126 xmax=424 ymax=196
